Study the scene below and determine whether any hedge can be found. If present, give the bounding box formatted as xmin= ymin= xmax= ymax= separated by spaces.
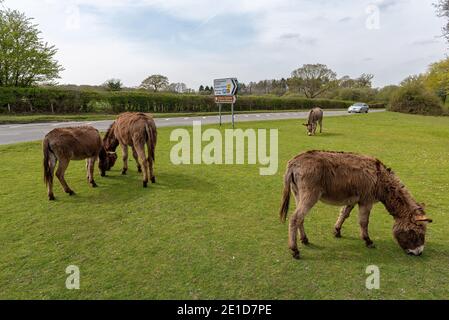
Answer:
xmin=0 ymin=87 xmax=361 ymax=114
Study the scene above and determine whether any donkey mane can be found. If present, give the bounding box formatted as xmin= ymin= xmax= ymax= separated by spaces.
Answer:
xmin=103 ymin=122 xmax=119 ymax=151
xmin=377 ymin=163 xmax=421 ymax=220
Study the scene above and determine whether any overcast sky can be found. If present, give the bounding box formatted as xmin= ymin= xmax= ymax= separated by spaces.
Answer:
xmin=4 ymin=0 xmax=448 ymax=89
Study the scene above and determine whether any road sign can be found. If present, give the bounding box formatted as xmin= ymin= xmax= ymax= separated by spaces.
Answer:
xmin=214 ymin=96 xmax=236 ymax=104
xmin=214 ymin=77 xmax=238 ymax=128
xmin=214 ymin=78 xmax=238 ymax=96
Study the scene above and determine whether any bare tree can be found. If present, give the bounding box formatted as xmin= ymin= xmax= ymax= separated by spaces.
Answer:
xmin=289 ymin=64 xmax=338 ymax=98
xmin=167 ymin=82 xmax=187 ymax=93
xmin=103 ymin=78 xmax=123 ymax=91
xmin=140 ymin=74 xmax=169 ymax=92
xmin=435 ymin=0 xmax=449 ymax=42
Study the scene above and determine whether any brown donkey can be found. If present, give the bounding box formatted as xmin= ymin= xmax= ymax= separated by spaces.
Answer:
xmin=302 ymin=107 xmax=323 ymax=136
xmin=101 ymin=112 xmax=157 ymax=187
xmin=279 ymin=150 xmax=432 ymax=259
xmin=43 ymin=126 xmax=109 ymax=200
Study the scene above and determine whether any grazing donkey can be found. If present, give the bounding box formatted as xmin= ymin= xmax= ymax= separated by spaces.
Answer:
xmin=101 ymin=112 xmax=157 ymax=188
xmin=303 ymin=107 xmax=323 ymax=136
xmin=279 ymin=150 xmax=432 ymax=259
xmin=43 ymin=126 xmax=109 ymax=200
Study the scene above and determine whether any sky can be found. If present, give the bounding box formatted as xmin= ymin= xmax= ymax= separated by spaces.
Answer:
xmin=3 ymin=0 xmax=448 ymax=89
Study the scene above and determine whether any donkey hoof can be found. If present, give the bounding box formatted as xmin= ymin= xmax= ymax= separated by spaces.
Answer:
xmin=151 ymin=177 xmax=156 ymax=184
xmin=49 ymin=195 xmax=55 ymax=201
xmin=334 ymin=229 xmax=342 ymax=238
xmin=291 ymin=250 xmax=300 ymax=260
xmin=91 ymin=182 xmax=98 ymax=188
xmin=101 ymin=172 xmax=106 ymax=177
xmin=137 ymin=167 xmax=142 ymax=173
xmin=301 ymin=237 xmax=310 ymax=245
xmin=122 ymin=170 xmax=127 ymax=175
xmin=68 ymin=190 xmax=75 ymax=196
xmin=366 ymin=242 xmax=376 ymax=249
xmin=143 ymin=181 xmax=148 ymax=188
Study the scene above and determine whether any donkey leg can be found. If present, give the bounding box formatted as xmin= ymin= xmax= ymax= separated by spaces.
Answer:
xmin=131 ymin=146 xmax=142 ymax=173
xmin=319 ymin=120 xmax=323 ymax=133
xmin=135 ymin=145 xmax=149 ymax=188
xmin=358 ymin=203 xmax=375 ymax=248
xmin=87 ymin=156 xmax=97 ymax=187
xmin=85 ymin=159 xmax=89 ymax=180
xmin=47 ymin=154 xmax=57 ymax=200
xmin=334 ymin=205 xmax=355 ymax=238
xmin=289 ymin=194 xmax=319 ymax=259
xmin=121 ymin=144 xmax=129 ymax=175
xmin=56 ymin=159 xmax=74 ymax=195
xmin=289 ymin=209 xmax=301 ymax=259
xmin=148 ymin=152 xmax=155 ymax=184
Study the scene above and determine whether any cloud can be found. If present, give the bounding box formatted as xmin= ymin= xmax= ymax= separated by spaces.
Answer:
xmin=3 ymin=0 xmax=447 ymax=89
xmin=411 ymin=38 xmax=442 ymax=46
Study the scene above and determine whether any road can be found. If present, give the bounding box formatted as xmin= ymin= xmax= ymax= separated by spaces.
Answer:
xmin=0 ymin=109 xmax=384 ymax=145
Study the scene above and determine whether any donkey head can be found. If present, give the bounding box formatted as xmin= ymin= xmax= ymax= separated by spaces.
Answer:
xmin=99 ymin=123 xmax=119 ymax=174
xmin=98 ymin=148 xmax=118 ymax=176
xmin=302 ymin=123 xmax=315 ymax=136
xmin=393 ymin=206 xmax=432 ymax=256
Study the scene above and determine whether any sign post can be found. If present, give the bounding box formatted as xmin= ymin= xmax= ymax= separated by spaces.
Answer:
xmin=214 ymin=78 xmax=238 ymax=128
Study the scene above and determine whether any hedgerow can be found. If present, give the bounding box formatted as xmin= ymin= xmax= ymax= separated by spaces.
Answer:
xmin=0 ymin=87 xmax=359 ymax=114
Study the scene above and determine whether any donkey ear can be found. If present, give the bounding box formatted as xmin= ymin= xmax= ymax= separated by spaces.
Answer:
xmin=415 ymin=215 xmax=433 ymax=223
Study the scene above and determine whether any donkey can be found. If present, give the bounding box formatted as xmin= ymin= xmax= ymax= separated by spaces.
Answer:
xmin=303 ymin=107 xmax=323 ymax=136
xmin=101 ymin=112 xmax=157 ymax=188
xmin=279 ymin=150 xmax=432 ymax=259
xmin=43 ymin=126 xmax=110 ymax=200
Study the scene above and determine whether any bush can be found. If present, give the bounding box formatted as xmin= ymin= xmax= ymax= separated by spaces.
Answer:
xmin=389 ymin=85 xmax=443 ymax=116
xmin=0 ymin=87 xmax=354 ymax=114
xmin=324 ymin=87 xmax=377 ymax=103
xmin=375 ymin=85 xmax=399 ymax=103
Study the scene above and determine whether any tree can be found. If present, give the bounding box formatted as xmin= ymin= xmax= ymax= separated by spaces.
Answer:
xmin=376 ymin=85 xmax=399 ymax=103
xmin=355 ymin=73 xmax=374 ymax=88
xmin=339 ymin=75 xmax=356 ymax=88
xmin=425 ymin=57 xmax=449 ymax=102
xmin=103 ymin=78 xmax=122 ymax=91
xmin=435 ymin=0 xmax=449 ymax=42
xmin=167 ymin=82 xmax=187 ymax=93
xmin=400 ymin=74 xmax=426 ymax=87
xmin=198 ymin=85 xmax=204 ymax=92
xmin=289 ymin=64 xmax=338 ymax=98
xmin=0 ymin=7 xmax=63 ymax=87
xmin=140 ymin=74 xmax=169 ymax=92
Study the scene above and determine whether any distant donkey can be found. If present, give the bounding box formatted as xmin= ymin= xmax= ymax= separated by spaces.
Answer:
xmin=43 ymin=126 xmax=114 ymax=200
xmin=303 ymin=107 xmax=323 ymax=136
xmin=101 ymin=112 xmax=157 ymax=188
xmin=279 ymin=150 xmax=432 ymax=259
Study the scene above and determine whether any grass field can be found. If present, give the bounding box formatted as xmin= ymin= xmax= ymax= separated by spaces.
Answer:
xmin=0 ymin=111 xmax=448 ymax=299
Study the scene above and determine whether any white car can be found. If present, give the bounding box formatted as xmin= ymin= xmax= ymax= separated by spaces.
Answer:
xmin=348 ymin=103 xmax=369 ymax=113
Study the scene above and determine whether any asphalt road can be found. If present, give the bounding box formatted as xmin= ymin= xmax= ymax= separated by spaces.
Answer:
xmin=0 ymin=109 xmax=385 ymax=145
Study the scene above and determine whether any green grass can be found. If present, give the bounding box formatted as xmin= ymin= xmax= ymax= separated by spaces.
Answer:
xmin=0 ymin=110 xmax=340 ymax=124
xmin=0 ymin=112 xmax=448 ymax=299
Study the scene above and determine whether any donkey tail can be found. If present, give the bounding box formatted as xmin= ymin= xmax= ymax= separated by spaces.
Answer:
xmin=43 ymin=137 xmax=54 ymax=187
xmin=279 ymin=166 xmax=295 ymax=223
xmin=145 ymin=120 xmax=157 ymax=162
